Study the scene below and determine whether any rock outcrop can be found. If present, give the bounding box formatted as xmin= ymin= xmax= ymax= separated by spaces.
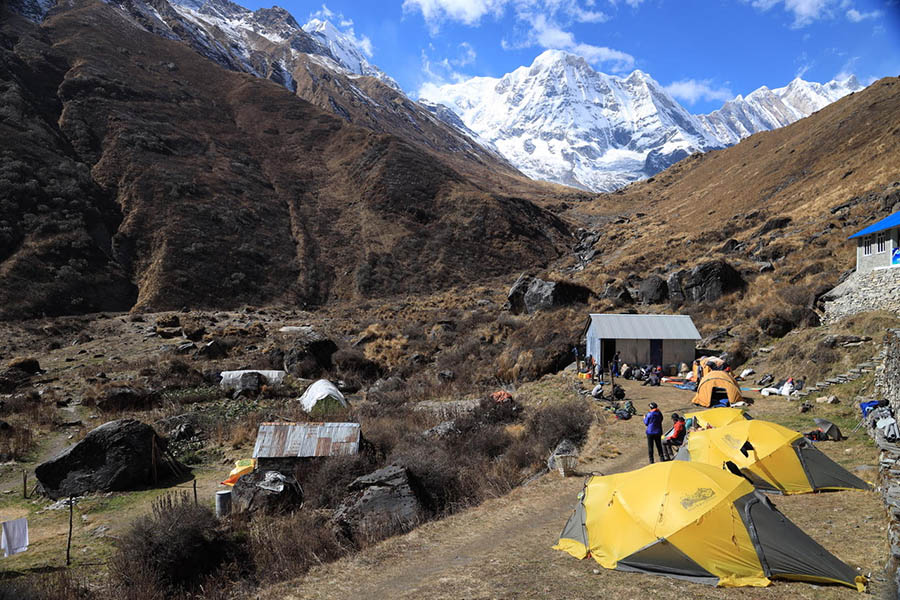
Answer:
xmin=332 ymin=464 xmax=423 ymax=538
xmin=35 ymin=419 xmax=186 ymax=499
xmin=639 ymin=275 xmax=669 ymax=304
xmin=507 ymin=274 xmax=592 ymax=315
xmin=231 ymin=470 xmax=303 ymax=514
xmin=669 ymin=260 xmax=745 ymax=303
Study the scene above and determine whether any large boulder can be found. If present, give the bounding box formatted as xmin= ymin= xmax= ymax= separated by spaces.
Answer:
xmin=507 ymin=274 xmax=592 ymax=315
xmin=94 ymin=385 xmax=155 ymax=412
xmin=231 ymin=470 xmax=303 ymax=514
xmin=332 ymin=464 xmax=423 ymax=539
xmin=639 ymin=276 xmax=669 ymax=304
xmin=271 ymin=326 xmax=338 ymax=378
xmin=601 ymin=282 xmax=634 ymax=305
xmin=673 ymin=260 xmax=745 ymax=303
xmin=35 ymin=419 xmax=186 ymax=499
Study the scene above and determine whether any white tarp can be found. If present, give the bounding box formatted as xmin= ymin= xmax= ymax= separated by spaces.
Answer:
xmin=219 ymin=370 xmax=286 ymax=390
xmin=299 ymin=379 xmax=347 ymax=412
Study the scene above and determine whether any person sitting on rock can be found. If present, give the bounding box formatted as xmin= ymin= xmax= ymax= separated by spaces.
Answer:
xmin=663 ymin=413 xmax=686 ymax=460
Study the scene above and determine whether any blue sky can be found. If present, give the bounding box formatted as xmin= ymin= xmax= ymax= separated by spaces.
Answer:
xmin=243 ymin=0 xmax=900 ymax=113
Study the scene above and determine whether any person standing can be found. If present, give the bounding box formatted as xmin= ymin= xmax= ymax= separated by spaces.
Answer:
xmin=644 ymin=402 xmax=663 ymax=463
xmin=612 ymin=351 xmax=621 ymax=377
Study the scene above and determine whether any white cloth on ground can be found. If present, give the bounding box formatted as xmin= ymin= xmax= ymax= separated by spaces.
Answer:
xmin=1 ymin=517 xmax=28 ymax=557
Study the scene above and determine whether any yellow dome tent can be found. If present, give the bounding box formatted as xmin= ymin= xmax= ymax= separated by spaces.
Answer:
xmin=691 ymin=370 xmax=743 ymax=407
xmin=685 ymin=406 xmax=752 ymax=429
xmin=674 ymin=420 xmax=869 ymax=494
xmin=554 ymin=461 xmax=865 ymax=591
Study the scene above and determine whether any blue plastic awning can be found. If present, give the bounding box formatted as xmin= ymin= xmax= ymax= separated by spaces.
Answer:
xmin=849 ymin=211 xmax=900 ymax=239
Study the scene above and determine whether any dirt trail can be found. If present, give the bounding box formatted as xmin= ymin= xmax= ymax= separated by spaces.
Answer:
xmin=261 ymin=442 xmax=648 ymax=600
xmin=259 ymin=382 xmax=888 ymax=600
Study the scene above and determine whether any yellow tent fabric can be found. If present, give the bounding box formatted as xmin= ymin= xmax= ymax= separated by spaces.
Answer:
xmin=554 ymin=462 xmax=865 ymax=591
xmin=675 ymin=420 xmax=869 ymax=494
xmin=222 ymin=458 xmax=255 ymax=486
xmin=685 ymin=407 xmax=751 ymax=429
xmin=691 ymin=370 xmax=743 ymax=407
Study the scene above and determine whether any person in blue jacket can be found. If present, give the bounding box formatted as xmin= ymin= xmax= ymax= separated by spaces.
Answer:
xmin=644 ymin=402 xmax=664 ymax=463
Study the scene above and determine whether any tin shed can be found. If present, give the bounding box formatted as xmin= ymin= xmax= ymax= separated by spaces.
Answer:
xmin=583 ymin=313 xmax=701 ymax=371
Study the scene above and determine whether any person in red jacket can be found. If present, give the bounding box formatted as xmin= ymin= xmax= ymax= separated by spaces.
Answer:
xmin=663 ymin=413 xmax=686 ymax=460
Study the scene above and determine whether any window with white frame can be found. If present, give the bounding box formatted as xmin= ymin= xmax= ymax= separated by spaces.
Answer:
xmin=878 ymin=231 xmax=887 ymax=253
xmin=864 ymin=235 xmax=873 ymax=256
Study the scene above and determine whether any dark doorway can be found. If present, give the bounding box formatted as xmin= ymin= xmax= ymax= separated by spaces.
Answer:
xmin=602 ymin=339 xmax=616 ymax=372
xmin=650 ymin=339 xmax=663 ymax=366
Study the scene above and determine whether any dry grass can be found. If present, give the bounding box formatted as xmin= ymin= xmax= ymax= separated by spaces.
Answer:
xmin=255 ymin=375 xmax=887 ymax=600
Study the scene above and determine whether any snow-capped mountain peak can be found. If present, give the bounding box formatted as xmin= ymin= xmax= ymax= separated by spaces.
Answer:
xmin=421 ymin=50 xmax=721 ymax=191
xmin=301 ymin=18 xmax=399 ymax=90
xmin=423 ymin=50 xmax=865 ymax=191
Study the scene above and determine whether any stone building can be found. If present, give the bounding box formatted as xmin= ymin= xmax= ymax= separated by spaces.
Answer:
xmin=851 ymin=211 xmax=900 ymax=274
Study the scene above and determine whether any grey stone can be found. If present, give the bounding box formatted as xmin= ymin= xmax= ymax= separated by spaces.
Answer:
xmin=274 ymin=327 xmax=337 ymax=378
xmin=508 ymin=274 xmax=592 ymax=314
xmin=232 ymin=371 xmax=264 ymax=399
xmin=232 ymin=470 xmax=303 ymax=514
xmin=35 ymin=419 xmax=186 ymax=499
xmin=816 ymin=395 xmax=840 ymax=404
xmin=639 ymin=275 xmax=669 ymax=304
xmin=333 ymin=464 xmax=423 ymax=538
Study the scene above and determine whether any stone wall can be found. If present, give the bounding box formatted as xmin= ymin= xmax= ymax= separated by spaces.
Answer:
xmin=823 ymin=267 xmax=900 ymax=323
xmin=871 ymin=330 xmax=900 ymax=593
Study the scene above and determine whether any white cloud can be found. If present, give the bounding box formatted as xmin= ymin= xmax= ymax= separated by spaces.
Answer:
xmin=510 ymin=9 xmax=633 ymax=70
xmin=664 ymin=79 xmax=734 ymax=105
xmin=846 ymin=7 xmax=882 ymax=21
xmin=351 ymin=31 xmax=375 ymax=57
xmin=571 ymin=43 xmax=634 ymax=69
xmin=407 ymin=0 xmax=631 ymax=74
xmin=747 ymin=0 xmax=840 ymax=27
xmin=310 ymin=3 xmax=335 ymax=19
xmin=402 ymin=0 xmax=508 ymax=26
xmin=452 ymin=42 xmax=477 ymax=66
xmin=416 ymin=46 xmax=476 ymax=97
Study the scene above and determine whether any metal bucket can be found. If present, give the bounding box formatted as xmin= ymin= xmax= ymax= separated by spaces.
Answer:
xmin=215 ymin=490 xmax=232 ymax=517
xmin=556 ymin=454 xmax=578 ymax=477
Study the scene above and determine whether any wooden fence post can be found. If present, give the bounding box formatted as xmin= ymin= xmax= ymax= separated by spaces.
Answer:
xmin=22 ymin=470 xmax=26 ymax=499
xmin=66 ymin=496 xmax=74 ymax=566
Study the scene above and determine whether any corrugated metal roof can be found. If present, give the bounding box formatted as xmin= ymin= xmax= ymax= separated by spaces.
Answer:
xmin=252 ymin=422 xmax=360 ymax=458
xmin=585 ymin=314 xmax=701 ymax=340
xmin=848 ymin=210 xmax=900 ymax=239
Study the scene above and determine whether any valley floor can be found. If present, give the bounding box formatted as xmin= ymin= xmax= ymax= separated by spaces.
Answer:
xmin=259 ymin=379 xmax=886 ymax=600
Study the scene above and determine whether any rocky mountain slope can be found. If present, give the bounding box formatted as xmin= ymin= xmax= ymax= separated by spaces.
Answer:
xmin=423 ymin=50 xmax=862 ymax=191
xmin=0 ymin=2 xmax=573 ymax=319
xmin=73 ymin=0 xmax=516 ymax=176
xmin=555 ymin=76 xmax=900 ymax=352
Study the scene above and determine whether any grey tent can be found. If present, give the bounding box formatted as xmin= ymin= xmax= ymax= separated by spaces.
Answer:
xmin=813 ymin=418 xmax=843 ymax=441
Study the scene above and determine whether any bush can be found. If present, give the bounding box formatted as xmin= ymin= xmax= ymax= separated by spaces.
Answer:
xmin=332 ymin=349 xmax=382 ymax=381
xmin=295 ymin=453 xmax=377 ymax=509
xmin=109 ymin=493 xmax=243 ymax=596
xmin=524 ymin=399 xmax=593 ymax=451
xmin=244 ymin=511 xmax=349 ymax=583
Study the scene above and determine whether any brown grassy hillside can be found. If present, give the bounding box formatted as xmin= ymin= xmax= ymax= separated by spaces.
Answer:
xmin=0 ymin=2 xmax=577 ymax=319
xmin=554 ymin=77 xmax=900 ymax=346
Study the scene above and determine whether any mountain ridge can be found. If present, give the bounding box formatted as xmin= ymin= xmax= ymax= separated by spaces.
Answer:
xmin=423 ymin=50 xmax=863 ymax=192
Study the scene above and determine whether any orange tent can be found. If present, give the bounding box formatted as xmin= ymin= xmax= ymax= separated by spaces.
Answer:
xmin=692 ymin=370 xmax=743 ymax=407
